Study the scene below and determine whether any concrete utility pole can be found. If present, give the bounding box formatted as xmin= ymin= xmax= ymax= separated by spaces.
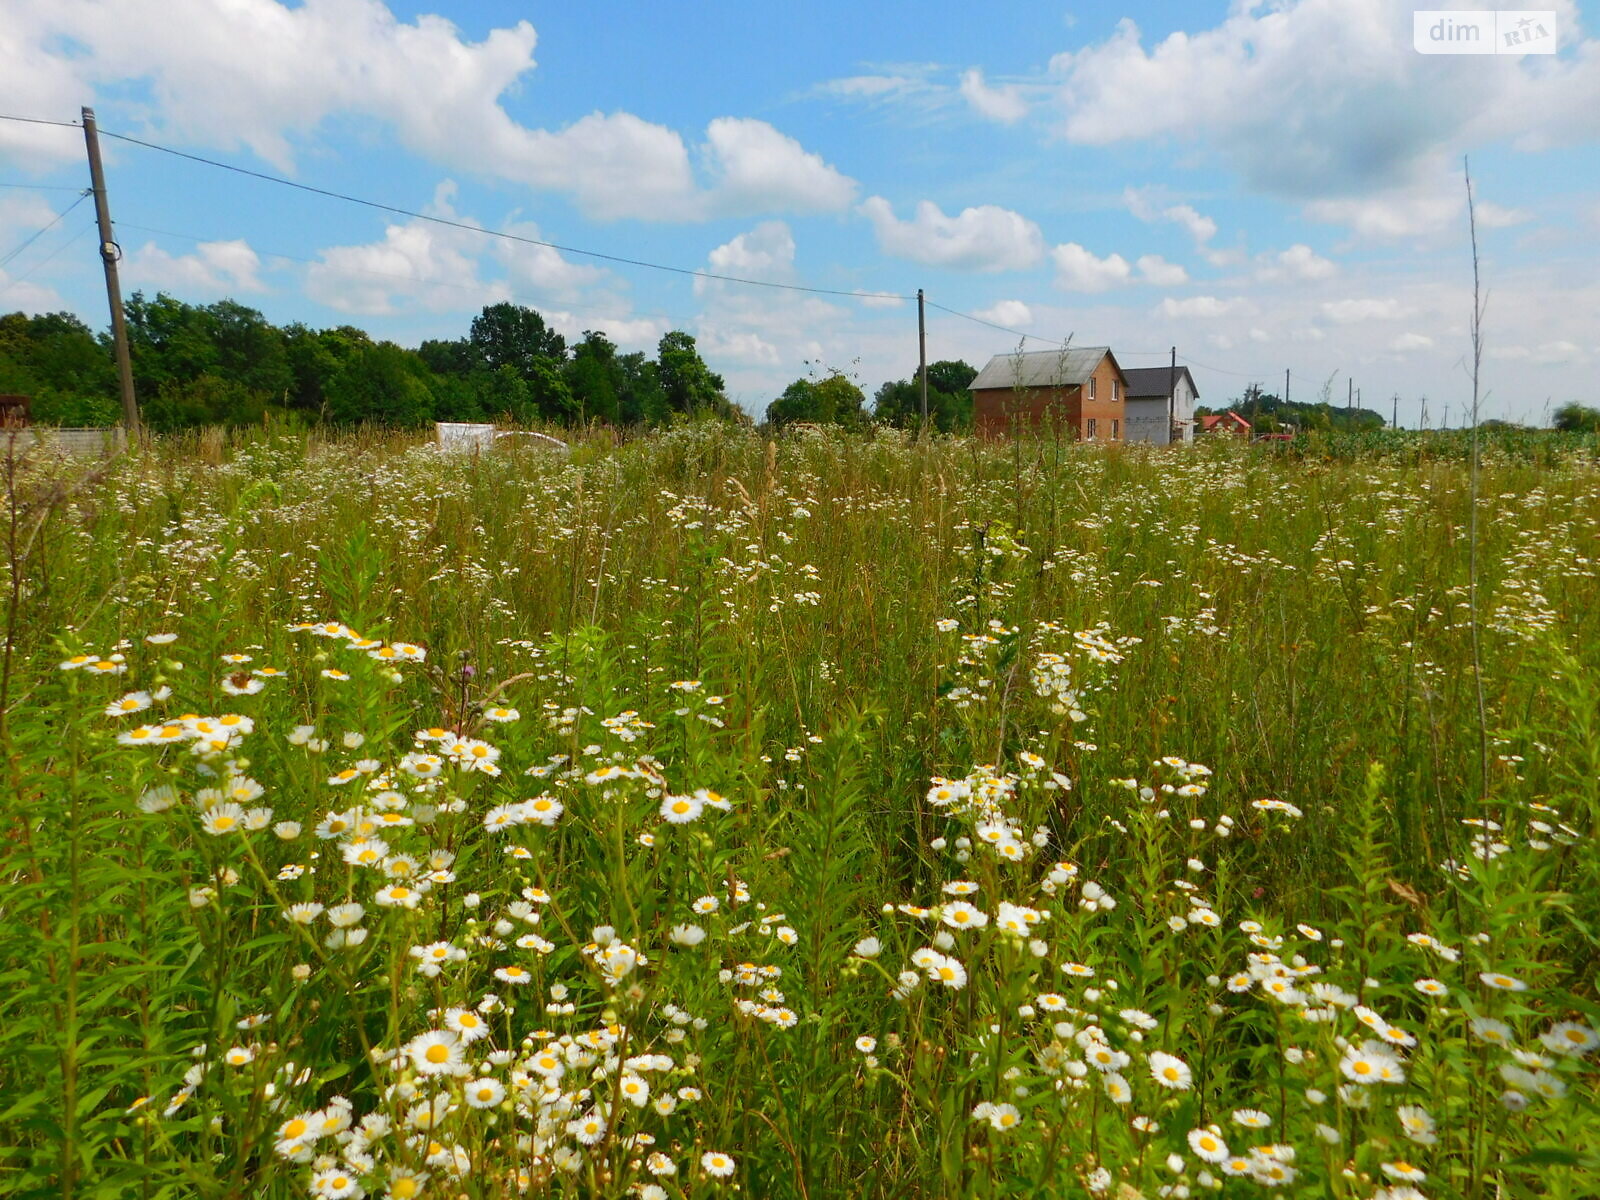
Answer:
xmin=82 ymin=107 xmax=139 ymax=435
xmin=1284 ymin=368 xmax=1290 ymax=405
xmin=917 ymin=288 xmax=928 ymax=426
xmin=1347 ymin=377 xmax=1353 ymax=411
xmin=1168 ymin=345 xmax=1176 ymax=442
xmin=1392 ymin=393 xmax=1399 ymax=429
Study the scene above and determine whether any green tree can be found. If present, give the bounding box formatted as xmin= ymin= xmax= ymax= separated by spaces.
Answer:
xmin=768 ymin=371 xmax=868 ymax=429
xmin=323 ymin=342 xmax=435 ymax=427
xmin=468 ymin=303 xmax=566 ymax=380
xmin=0 ymin=311 xmax=120 ymax=424
xmin=1552 ymin=402 xmax=1600 ymax=433
xmin=474 ymin=365 xmax=533 ymax=423
xmin=617 ymin=352 xmax=668 ymax=425
xmin=566 ymin=331 xmax=623 ymax=424
xmin=657 ymin=331 xmax=733 ymax=419
xmin=417 ymin=336 xmax=483 ymax=378
xmin=205 ymin=299 xmax=290 ymax=399
xmin=872 ymin=359 xmax=976 ymax=432
xmin=121 ymin=294 xmax=291 ymax=425
xmin=281 ymin=322 xmax=337 ymax=416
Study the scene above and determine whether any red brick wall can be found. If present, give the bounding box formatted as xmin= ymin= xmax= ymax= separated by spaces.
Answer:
xmin=973 ymin=386 xmax=1079 ymax=437
xmin=973 ymin=367 xmax=1127 ymax=440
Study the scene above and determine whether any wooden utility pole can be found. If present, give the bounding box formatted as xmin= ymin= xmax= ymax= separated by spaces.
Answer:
xmin=82 ymin=107 xmax=139 ymax=435
xmin=1392 ymin=393 xmax=1399 ymax=429
xmin=1167 ymin=346 xmax=1177 ymax=443
xmin=917 ymin=288 xmax=928 ymax=426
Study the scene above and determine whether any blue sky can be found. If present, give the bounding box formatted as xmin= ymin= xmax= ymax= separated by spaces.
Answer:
xmin=2 ymin=0 xmax=1597 ymax=422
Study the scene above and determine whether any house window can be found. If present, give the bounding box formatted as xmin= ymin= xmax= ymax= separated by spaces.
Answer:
xmin=1112 ymin=418 xmax=1120 ymax=440
xmin=1087 ymin=376 xmax=1096 ymax=401
xmin=1112 ymin=378 xmax=1121 ymax=401
xmin=1085 ymin=417 xmax=1098 ymax=440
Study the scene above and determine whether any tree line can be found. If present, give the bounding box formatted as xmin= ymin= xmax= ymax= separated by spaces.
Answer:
xmin=0 ymin=295 xmax=976 ymax=433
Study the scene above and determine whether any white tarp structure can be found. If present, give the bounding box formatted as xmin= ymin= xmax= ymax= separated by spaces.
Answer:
xmin=434 ymin=423 xmax=568 ymax=454
xmin=435 ymin=422 xmax=497 ymax=451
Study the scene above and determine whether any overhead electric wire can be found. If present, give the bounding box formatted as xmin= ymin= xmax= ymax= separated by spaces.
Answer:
xmin=0 ymin=114 xmax=81 ymax=129
xmin=923 ymin=298 xmax=1072 ymax=348
xmin=0 ymin=219 xmax=96 ymax=300
xmin=1 ymin=111 xmax=1337 ymax=390
xmin=0 ymin=189 xmax=91 ymax=270
xmin=114 ymin=218 xmax=706 ymax=333
xmin=88 ymin=126 xmax=912 ymax=303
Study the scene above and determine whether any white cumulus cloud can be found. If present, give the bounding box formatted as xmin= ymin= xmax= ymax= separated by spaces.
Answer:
xmin=701 ymin=119 xmax=857 ymax=216
xmin=1157 ymin=295 xmax=1254 ymax=319
xmin=860 ymin=197 xmax=1044 ymax=272
xmin=1051 ymin=243 xmax=1131 ymax=291
xmin=959 ymin=69 xmax=1029 ymax=124
xmin=1135 ymin=254 xmax=1188 ymax=287
xmin=1052 ymin=244 xmax=1186 ymax=290
xmin=0 ymin=1 xmax=858 ymax=224
xmin=125 ymin=239 xmax=267 ymax=297
xmin=972 ymin=299 xmax=1033 ymax=327
xmin=304 ymin=181 xmax=610 ymax=316
xmin=1055 ymin=2 xmax=1600 ymax=237
xmin=1257 ymin=244 xmax=1338 ymax=282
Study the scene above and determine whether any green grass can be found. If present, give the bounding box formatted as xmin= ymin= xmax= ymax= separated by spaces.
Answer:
xmin=1 ymin=423 xmax=1597 ymax=1199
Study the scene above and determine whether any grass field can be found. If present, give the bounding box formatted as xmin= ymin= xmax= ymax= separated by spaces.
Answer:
xmin=2 ymin=423 xmax=1598 ymax=1199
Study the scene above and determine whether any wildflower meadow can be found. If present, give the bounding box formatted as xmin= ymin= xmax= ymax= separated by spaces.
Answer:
xmin=2 ymin=423 xmax=1597 ymax=1200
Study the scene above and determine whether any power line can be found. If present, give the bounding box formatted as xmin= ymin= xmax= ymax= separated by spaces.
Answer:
xmin=923 ymin=298 xmax=1071 ymax=347
xmin=0 ymin=182 xmax=91 ymax=191
xmin=114 ymin=218 xmax=705 ymax=333
xmin=91 ymin=126 xmax=913 ymax=303
xmin=0 ymin=114 xmax=81 ymax=129
xmin=0 ymin=220 xmax=96 ymax=300
xmin=0 ymin=190 xmax=91 ymax=270
xmin=1179 ymin=353 xmax=1326 ymax=381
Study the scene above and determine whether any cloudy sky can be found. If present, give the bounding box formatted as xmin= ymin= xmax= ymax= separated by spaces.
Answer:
xmin=1 ymin=0 xmax=1597 ymax=423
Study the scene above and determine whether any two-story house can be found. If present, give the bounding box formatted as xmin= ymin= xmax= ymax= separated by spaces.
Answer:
xmin=969 ymin=348 xmax=1130 ymax=440
xmin=1121 ymin=365 xmax=1198 ymax=444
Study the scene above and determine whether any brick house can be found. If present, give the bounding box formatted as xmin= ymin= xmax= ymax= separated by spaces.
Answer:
xmin=970 ymin=348 xmax=1129 ymax=440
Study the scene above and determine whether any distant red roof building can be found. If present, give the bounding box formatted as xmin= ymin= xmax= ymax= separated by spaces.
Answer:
xmin=1199 ymin=410 xmax=1252 ymax=436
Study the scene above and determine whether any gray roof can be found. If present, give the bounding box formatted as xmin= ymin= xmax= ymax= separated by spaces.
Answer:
xmin=969 ymin=347 xmax=1112 ymax=391
xmin=1123 ymin=365 xmax=1198 ymax=400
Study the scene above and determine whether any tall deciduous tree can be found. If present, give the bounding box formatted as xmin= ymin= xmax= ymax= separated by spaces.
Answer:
xmin=768 ymin=371 xmax=868 ymax=429
xmin=872 ymin=359 xmax=976 ymax=432
xmin=657 ymin=331 xmax=733 ymax=419
xmin=1553 ymin=402 xmax=1600 ymax=433
xmin=468 ymin=303 xmax=566 ymax=380
xmin=323 ymin=342 xmax=435 ymax=428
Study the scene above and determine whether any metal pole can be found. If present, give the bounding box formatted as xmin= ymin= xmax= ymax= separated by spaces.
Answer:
xmin=917 ymin=288 xmax=928 ymax=427
xmin=82 ymin=107 xmax=139 ymax=435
